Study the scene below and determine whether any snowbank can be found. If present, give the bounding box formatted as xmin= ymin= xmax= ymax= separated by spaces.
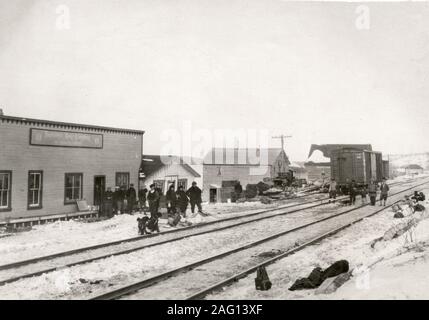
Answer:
xmin=0 ymin=198 xmax=293 ymax=264
xmin=210 ymin=190 xmax=429 ymax=300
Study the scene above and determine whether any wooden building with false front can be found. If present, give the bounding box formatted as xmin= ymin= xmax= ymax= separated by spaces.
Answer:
xmin=0 ymin=113 xmax=144 ymax=223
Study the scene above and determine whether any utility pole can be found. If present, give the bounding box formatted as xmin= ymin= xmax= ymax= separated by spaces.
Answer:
xmin=272 ymin=134 xmax=292 ymax=151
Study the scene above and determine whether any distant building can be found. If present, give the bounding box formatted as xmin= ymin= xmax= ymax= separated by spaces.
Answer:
xmin=140 ymin=155 xmax=202 ymax=193
xmin=404 ymin=164 xmax=424 ymax=175
xmin=304 ymin=162 xmax=331 ymax=182
xmin=305 ymin=144 xmax=373 ymax=183
xmin=202 ymin=148 xmax=290 ymax=202
xmin=289 ymin=162 xmax=308 ymax=181
xmin=0 ymin=113 xmax=144 ymax=222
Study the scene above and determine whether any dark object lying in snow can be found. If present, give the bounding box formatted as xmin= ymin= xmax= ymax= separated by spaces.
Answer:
xmin=137 ymin=216 xmax=160 ymax=235
xmin=255 ymin=266 xmax=272 ymax=291
xmin=394 ymin=212 xmax=405 ymax=219
xmin=411 ymin=191 xmax=426 ymax=202
xmin=256 ymin=181 xmax=271 ymax=194
xmin=245 ymin=184 xmax=258 ymax=199
xmin=289 ymin=260 xmax=349 ymax=291
xmin=414 ymin=204 xmax=425 ymax=212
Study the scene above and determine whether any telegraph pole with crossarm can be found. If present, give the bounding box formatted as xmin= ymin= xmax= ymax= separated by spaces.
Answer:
xmin=272 ymin=134 xmax=292 ymax=151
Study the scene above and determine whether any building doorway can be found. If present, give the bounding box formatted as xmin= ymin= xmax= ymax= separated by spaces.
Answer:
xmin=165 ymin=176 xmax=178 ymax=191
xmin=209 ymin=188 xmax=218 ymax=203
xmin=94 ymin=176 xmax=106 ymax=207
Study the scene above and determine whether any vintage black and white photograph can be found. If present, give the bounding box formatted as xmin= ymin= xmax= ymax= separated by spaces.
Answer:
xmin=1 ymin=0 xmax=429 ymax=303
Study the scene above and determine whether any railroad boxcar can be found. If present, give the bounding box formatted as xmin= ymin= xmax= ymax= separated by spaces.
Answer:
xmin=382 ymin=160 xmax=390 ymax=179
xmin=330 ymin=148 xmax=383 ymax=188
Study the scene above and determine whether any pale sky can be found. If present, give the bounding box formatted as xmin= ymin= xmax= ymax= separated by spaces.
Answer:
xmin=1 ymin=0 xmax=429 ymax=161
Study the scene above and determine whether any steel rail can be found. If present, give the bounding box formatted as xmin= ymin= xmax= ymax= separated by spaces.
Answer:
xmin=0 ymin=192 xmax=330 ymax=271
xmin=0 ymin=195 xmax=345 ymax=286
xmin=185 ymin=197 xmax=407 ymax=300
xmin=0 ymin=179 xmax=410 ymax=272
xmin=89 ymin=179 xmax=428 ymax=300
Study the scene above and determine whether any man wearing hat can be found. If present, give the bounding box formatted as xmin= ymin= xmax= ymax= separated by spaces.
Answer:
xmin=112 ymin=186 xmax=121 ymax=214
xmin=126 ymin=183 xmax=137 ymax=213
xmin=379 ymin=177 xmax=390 ymax=206
xmin=103 ymin=187 xmax=114 ymax=218
xmin=147 ymin=184 xmax=160 ymax=218
xmin=186 ymin=181 xmax=203 ymax=214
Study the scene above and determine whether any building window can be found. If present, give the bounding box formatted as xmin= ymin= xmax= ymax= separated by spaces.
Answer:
xmin=0 ymin=171 xmax=12 ymax=211
xmin=115 ymin=172 xmax=130 ymax=189
xmin=165 ymin=177 xmax=176 ymax=191
xmin=65 ymin=173 xmax=83 ymax=204
xmin=178 ymin=179 xmax=187 ymax=190
xmin=153 ymin=179 xmax=165 ymax=194
xmin=28 ymin=171 xmax=43 ymax=209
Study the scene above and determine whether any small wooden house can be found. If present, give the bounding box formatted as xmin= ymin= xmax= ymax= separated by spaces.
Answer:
xmin=404 ymin=164 xmax=424 ymax=175
xmin=140 ymin=155 xmax=202 ymax=194
xmin=202 ymin=148 xmax=291 ymax=202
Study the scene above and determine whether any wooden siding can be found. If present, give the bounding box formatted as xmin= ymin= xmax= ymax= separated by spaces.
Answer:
xmin=202 ymin=165 xmax=271 ymax=202
xmin=305 ymin=164 xmax=331 ymax=182
xmin=0 ymin=119 xmax=142 ymax=221
xmin=331 ymin=149 xmax=382 ymax=185
xmin=142 ymin=163 xmax=202 ymax=193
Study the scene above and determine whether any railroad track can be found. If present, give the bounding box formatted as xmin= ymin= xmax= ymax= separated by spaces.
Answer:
xmin=0 ymin=192 xmax=344 ymax=286
xmin=88 ymin=179 xmax=429 ymax=300
xmin=0 ymin=178 xmax=418 ymax=290
xmin=0 ymin=192 xmax=328 ymax=269
xmin=0 ymin=178 xmax=411 ymax=273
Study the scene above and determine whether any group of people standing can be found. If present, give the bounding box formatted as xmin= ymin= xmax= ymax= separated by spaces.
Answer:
xmin=328 ymin=177 xmax=390 ymax=206
xmin=103 ymin=184 xmax=137 ymax=217
xmin=140 ymin=181 xmax=204 ymax=218
xmin=101 ymin=181 xmax=204 ymax=220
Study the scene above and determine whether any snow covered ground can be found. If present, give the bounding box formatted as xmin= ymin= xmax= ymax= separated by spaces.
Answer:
xmin=0 ymin=201 xmax=343 ymax=299
xmin=0 ymin=174 xmax=422 ymax=267
xmin=0 ymin=175 xmax=427 ymax=300
xmin=0 ymin=195 xmax=316 ymax=265
xmin=210 ymin=188 xmax=429 ymax=300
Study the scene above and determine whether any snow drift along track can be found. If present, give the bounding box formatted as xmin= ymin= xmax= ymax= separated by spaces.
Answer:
xmin=89 ymin=179 xmax=429 ymax=300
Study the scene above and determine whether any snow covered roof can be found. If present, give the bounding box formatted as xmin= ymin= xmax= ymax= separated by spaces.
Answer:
xmin=141 ymin=155 xmax=201 ymax=177
xmin=289 ymin=162 xmax=304 ymax=168
xmin=306 ymin=150 xmax=330 ymax=163
xmin=404 ymin=164 xmax=424 ymax=170
xmin=308 ymin=144 xmax=372 ymax=158
xmin=203 ymin=148 xmax=290 ymax=166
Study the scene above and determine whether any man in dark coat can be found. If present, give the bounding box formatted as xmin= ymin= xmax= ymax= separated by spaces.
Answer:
xmin=368 ymin=180 xmax=377 ymax=206
xmin=155 ymin=187 xmax=163 ymax=213
xmin=138 ymin=187 xmax=148 ymax=213
xmin=103 ymin=187 xmax=114 ymax=218
xmin=379 ymin=178 xmax=390 ymax=206
xmin=147 ymin=184 xmax=160 ymax=218
xmin=234 ymin=181 xmax=243 ymax=202
xmin=176 ymin=185 xmax=189 ymax=217
xmin=166 ymin=184 xmax=177 ymax=214
xmin=119 ymin=186 xmax=127 ymax=214
xmin=348 ymin=179 xmax=357 ymax=205
xmin=126 ymin=184 xmax=137 ymax=214
xmin=112 ymin=186 xmax=122 ymax=214
xmin=187 ymin=181 xmax=203 ymax=214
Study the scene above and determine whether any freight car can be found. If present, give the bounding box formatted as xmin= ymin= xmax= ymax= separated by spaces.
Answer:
xmin=382 ymin=160 xmax=390 ymax=179
xmin=330 ymin=148 xmax=385 ymax=193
